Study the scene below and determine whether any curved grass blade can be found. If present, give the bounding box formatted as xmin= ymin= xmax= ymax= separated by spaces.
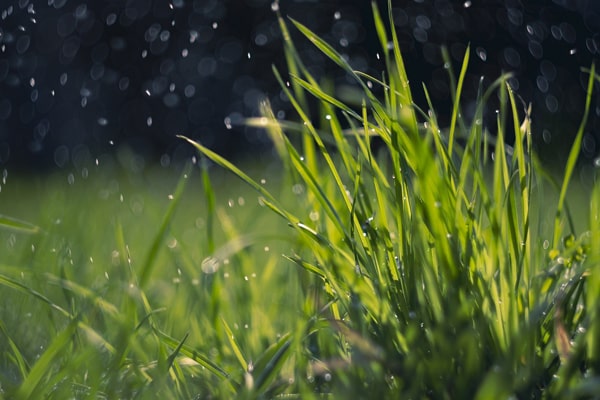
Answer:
xmin=15 ymin=319 xmax=78 ymax=399
xmin=553 ymin=63 xmax=596 ymax=246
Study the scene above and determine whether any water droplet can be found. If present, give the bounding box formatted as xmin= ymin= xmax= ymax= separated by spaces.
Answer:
xmin=224 ymin=116 xmax=232 ymax=129
xmin=271 ymin=1 xmax=279 ymax=12
xmin=542 ymin=129 xmax=551 ymax=144
xmin=464 ymin=0 xmax=472 ymax=7
xmin=545 ymin=95 xmax=558 ymax=113
xmin=476 ymin=47 xmax=487 ymax=61
xmin=97 ymin=117 xmax=108 ymax=126
xmin=201 ymin=257 xmax=220 ymax=274
xmin=334 ymin=11 xmax=341 ymax=20
xmin=212 ymin=22 xmax=218 ymax=29
xmin=106 ymin=13 xmax=117 ymax=26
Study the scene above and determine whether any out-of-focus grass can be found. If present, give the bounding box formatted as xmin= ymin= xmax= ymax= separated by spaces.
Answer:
xmin=0 ymin=158 xmax=305 ymax=398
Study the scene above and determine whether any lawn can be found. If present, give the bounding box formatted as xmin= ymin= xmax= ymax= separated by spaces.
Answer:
xmin=2 ymin=2 xmax=600 ymax=399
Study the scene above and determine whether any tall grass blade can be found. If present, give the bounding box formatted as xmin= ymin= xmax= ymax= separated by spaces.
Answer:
xmin=15 ymin=319 xmax=78 ymax=399
xmin=139 ymin=161 xmax=192 ymax=288
xmin=553 ymin=64 xmax=595 ymax=246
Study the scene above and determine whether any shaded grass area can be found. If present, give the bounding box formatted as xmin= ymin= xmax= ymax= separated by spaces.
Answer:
xmin=2 ymin=1 xmax=600 ymax=398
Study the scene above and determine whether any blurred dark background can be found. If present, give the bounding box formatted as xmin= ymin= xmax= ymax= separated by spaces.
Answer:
xmin=0 ymin=0 xmax=598 ymax=172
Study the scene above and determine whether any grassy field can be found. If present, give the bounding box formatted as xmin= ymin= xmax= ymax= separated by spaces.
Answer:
xmin=2 ymin=2 xmax=600 ymax=399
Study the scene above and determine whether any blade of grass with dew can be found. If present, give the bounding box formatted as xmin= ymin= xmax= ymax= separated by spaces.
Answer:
xmin=220 ymin=318 xmax=250 ymax=386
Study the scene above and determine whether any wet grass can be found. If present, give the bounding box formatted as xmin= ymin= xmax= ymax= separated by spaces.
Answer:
xmin=2 ymin=1 xmax=600 ymax=398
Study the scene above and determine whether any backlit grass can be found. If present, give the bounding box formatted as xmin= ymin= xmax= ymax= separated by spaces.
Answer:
xmin=2 ymin=1 xmax=600 ymax=398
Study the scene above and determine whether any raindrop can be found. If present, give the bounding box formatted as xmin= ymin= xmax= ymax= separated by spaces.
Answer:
xmin=16 ymin=35 xmax=30 ymax=54
xmin=160 ymin=30 xmax=170 ymax=42
xmin=528 ymin=41 xmax=543 ymax=59
xmin=74 ymin=4 xmax=87 ymax=19
xmin=334 ymin=11 xmax=341 ymax=20
xmin=271 ymin=2 xmax=279 ymax=12
xmin=224 ymin=117 xmax=232 ymax=129
xmin=503 ymin=47 xmax=520 ymax=68
xmin=201 ymin=257 xmax=220 ymax=274
xmin=536 ymin=76 xmax=549 ymax=92
xmin=254 ymin=33 xmax=267 ymax=46
xmin=416 ymin=15 xmax=431 ymax=30
xmin=97 ymin=117 xmax=108 ymax=126
xmin=118 ymin=77 xmax=130 ymax=91
xmin=542 ymin=129 xmax=551 ymax=144
xmin=476 ymin=47 xmax=487 ymax=61
xmin=559 ymin=22 xmax=576 ymax=43
xmin=181 ymin=48 xmax=188 ymax=57
xmin=463 ymin=1 xmax=472 ymax=7
xmin=212 ymin=22 xmax=218 ymax=29
xmin=67 ymin=173 xmax=75 ymax=185
xmin=594 ymin=157 xmax=600 ymax=168
xmin=184 ymin=84 xmax=195 ymax=97
xmin=146 ymin=116 xmax=153 ymax=126
xmin=60 ymin=73 xmax=68 ymax=86
xmin=106 ymin=13 xmax=117 ymax=26
xmin=545 ymin=95 xmax=558 ymax=113
xmin=569 ymin=48 xmax=576 ymax=55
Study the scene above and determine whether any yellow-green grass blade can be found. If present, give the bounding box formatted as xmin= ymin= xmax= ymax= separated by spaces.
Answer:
xmin=138 ymin=161 xmax=192 ymax=289
xmin=0 ymin=214 xmax=40 ymax=234
xmin=553 ymin=64 xmax=596 ymax=246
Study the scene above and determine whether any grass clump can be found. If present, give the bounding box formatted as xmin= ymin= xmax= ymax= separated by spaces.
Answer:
xmin=2 ymin=1 xmax=600 ymax=398
xmin=187 ymin=2 xmax=600 ymax=398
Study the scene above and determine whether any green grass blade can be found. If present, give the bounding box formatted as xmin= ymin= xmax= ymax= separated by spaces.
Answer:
xmin=15 ymin=319 xmax=78 ymax=399
xmin=0 ymin=319 xmax=30 ymax=381
xmin=138 ymin=161 xmax=192 ymax=288
xmin=222 ymin=318 xmax=249 ymax=372
xmin=0 ymin=214 xmax=40 ymax=234
xmin=553 ymin=63 xmax=596 ymax=246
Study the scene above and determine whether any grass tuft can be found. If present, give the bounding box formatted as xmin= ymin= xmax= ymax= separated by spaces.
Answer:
xmin=1 ymin=1 xmax=599 ymax=398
